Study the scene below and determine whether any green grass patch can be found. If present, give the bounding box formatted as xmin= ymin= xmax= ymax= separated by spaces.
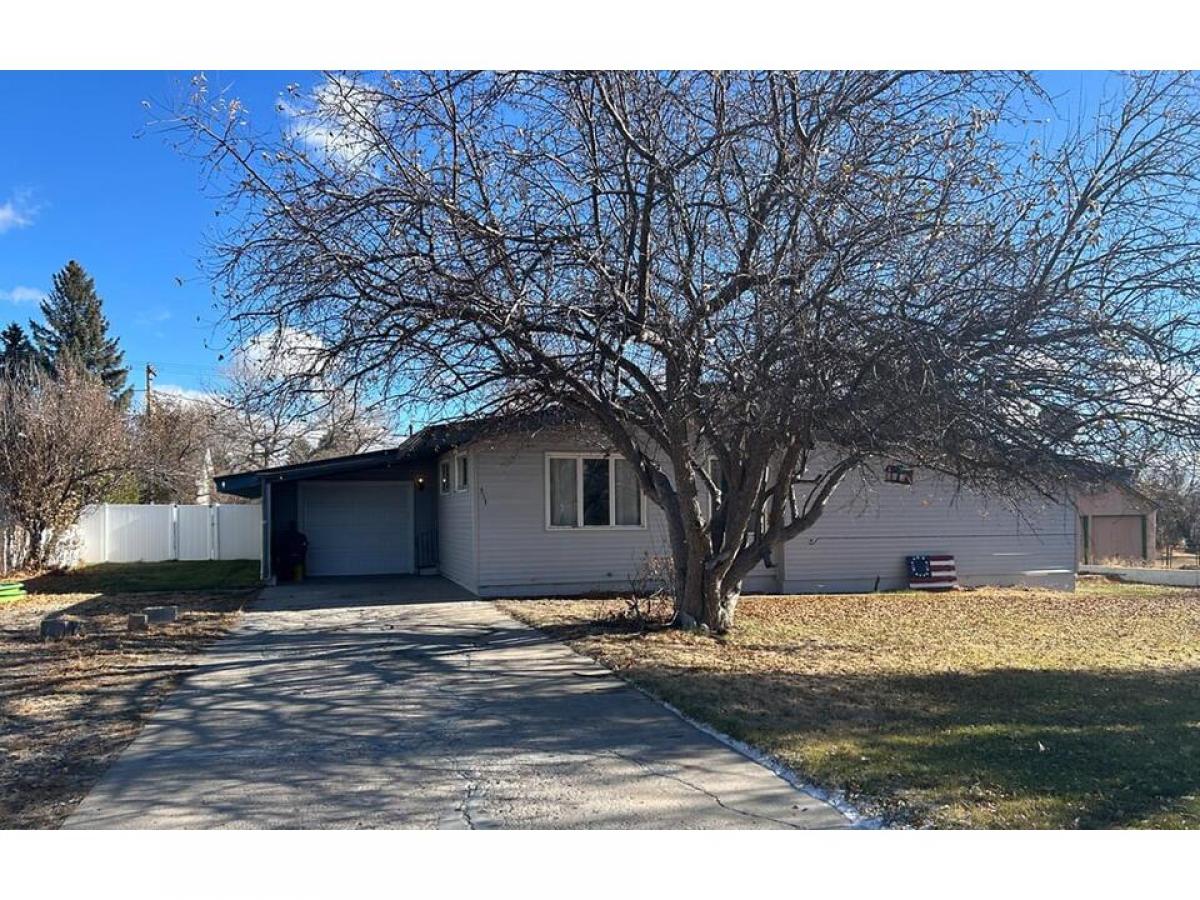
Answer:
xmin=499 ymin=578 xmax=1200 ymax=829
xmin=25 ymin=560 xmax=261 ymax=595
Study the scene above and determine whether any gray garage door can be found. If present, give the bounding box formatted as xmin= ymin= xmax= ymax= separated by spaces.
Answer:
xmin=299 ymin=481 xmax=415 ymax=576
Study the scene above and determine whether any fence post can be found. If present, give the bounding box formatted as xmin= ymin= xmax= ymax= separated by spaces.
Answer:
xmin=211 ymin=504 xmax=221 ymax=561
xmin=101 ymin=504 xmax=109 ymax=563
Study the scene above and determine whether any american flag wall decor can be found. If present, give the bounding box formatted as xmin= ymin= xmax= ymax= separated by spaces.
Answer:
xmin=906 ymin=555 xmax=958 ymax=590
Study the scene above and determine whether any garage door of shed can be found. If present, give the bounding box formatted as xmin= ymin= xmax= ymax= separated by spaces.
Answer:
xmin=299 ymin=481 xmax=415 ymax=576
xmin=1090 ymin=514 xmax=1145 ymax=562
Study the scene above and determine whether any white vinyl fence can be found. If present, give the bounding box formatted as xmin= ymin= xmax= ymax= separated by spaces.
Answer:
xmin=76 ymin=503 xmax=261 ymax=564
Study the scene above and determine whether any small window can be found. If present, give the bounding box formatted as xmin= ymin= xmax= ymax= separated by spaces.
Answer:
xmin=455 ymin=454 xmax=469 ymax=491
xmin=439 ymin=461 xmax=451 ymax=494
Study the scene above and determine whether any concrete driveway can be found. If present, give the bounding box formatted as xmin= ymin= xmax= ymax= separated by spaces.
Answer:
xmin=67 ymin=577 xmax=848 ymax=829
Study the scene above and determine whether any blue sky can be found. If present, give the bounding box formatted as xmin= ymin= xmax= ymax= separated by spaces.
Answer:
xmin=0 ymin=70 xmax=312 ymax=401
xmin=0 ymin=70 xmax=1112 ymax=403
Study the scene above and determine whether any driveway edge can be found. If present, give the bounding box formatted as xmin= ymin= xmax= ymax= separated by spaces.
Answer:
xmin=628 ymin=686 xmax=882 ymax=829
xmin=492 ymin=607 xmax=879 ymax=829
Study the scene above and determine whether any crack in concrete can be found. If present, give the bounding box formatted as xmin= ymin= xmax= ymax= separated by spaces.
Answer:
xmin=456 ymin=771 xmax=481 ymax=830
xmin=427 ymin=624 xmax=804 ymax=830
xmin=601 ymin=748 xmax=802 ymax=829
xmin=432 ymin=627 xmax=498 ymax=830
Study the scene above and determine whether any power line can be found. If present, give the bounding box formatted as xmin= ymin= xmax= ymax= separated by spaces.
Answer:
xmin=127 ymin=359 xmax=224 ymax=374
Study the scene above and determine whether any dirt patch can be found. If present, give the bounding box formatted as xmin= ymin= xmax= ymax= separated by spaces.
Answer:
xmin=0 ymin=589 xmax=252 ymax=828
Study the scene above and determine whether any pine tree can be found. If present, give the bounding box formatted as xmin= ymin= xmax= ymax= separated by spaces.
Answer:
xmin=0 ymin=322 xmax=38 ymax=372
xmin=31 ymin=260 xmax=132 ymax=406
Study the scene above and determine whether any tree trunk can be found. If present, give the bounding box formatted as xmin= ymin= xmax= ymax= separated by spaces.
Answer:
xmin=674 ymin=543 xmax=741 ymax=633
xmin=25 ymin=523 xmax=44 ymax=571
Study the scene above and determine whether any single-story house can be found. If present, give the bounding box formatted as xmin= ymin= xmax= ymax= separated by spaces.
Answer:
xmin=215 ymin=415 xmax=1081 ymax=595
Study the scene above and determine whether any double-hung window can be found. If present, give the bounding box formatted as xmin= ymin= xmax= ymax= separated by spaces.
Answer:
xmin=455 ymin=454 xmax=469 ymax=491
xmin=546 ymin=454 xmax=644 ymax=528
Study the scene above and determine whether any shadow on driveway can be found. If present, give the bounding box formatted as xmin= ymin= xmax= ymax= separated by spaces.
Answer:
xmin=65 ymin=581 xmax=848 ymax=829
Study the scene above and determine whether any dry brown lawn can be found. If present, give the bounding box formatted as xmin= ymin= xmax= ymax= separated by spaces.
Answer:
xmin=499 ymin=578 xmax=1200 ymax=829
xmin=0 ymin=587 xmax=251 ymax=828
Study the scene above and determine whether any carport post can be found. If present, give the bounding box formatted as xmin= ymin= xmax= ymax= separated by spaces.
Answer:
xmin=261 ymin=478 xmax=272 ymax=583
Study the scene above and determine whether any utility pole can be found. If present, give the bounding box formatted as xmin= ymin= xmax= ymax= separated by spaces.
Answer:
xmin=145 ymin=363 xmax=157 ymax=419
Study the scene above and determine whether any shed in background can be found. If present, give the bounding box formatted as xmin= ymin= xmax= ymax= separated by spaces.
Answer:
xmin=1076 ymin=484 xmax=1157 ymax=564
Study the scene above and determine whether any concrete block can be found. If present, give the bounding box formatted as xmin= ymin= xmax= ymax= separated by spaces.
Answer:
xmin=40 ymin=615 xmax=86 ymax=640
xmin=127 ymin=613 xmax=149 ymax=632
xmin=144 ymin=606 xmax=178 ymax=625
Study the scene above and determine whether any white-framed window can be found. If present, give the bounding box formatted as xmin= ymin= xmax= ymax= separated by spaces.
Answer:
xmin=455 ymin=453 xmax=469 ymax=492
xmin=439 ymin=460 xmax=452 ymax=494
xmin=545 ymin=453 xmax=645 ymax=529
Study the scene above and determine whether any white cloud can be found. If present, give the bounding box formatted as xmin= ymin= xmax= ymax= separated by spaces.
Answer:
xmin=0 ymin=191 xmax=37 ymax=234
xmin=0 ymin=285 xmax=45 ymax=304
xmin=277 ymin=78 xmax=381 ymax=165
xmin=135 ymin=306 xmax=172 ymax=326
xmin=239 ymin=326 xmax=326 ymax=379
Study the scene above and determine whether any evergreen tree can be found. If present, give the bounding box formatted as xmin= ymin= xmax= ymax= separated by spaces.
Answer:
xmin=0 ymin=322 xmax=38 ymax=373
xmin=31 ymin=260 xmax=132 ymax=406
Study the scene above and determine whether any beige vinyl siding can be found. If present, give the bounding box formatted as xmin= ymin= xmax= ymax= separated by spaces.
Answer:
xmin=462 ymin=435 xmax=1073 ymax=597
xmin=780 ymin=471 xmax=1076 ymax=593
xmin=742 ymin=569 xmax=780 ymax=593
xmin=471 ymin=433 xmax=778 ymax=597
xmin=473 ymin=436 xmax=672 ymax=596
xmin=437 ymin=450 xmax=478 ymax=592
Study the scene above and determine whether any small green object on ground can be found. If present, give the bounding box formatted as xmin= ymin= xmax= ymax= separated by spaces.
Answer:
xmin=0 ymin=581 xmax=27 ymax=602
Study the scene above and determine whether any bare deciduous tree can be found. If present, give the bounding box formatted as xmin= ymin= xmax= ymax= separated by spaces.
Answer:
xmin=0 ymin=363 xmax=130 ymax=569
xmin=167 ymin=71 xmax=1200 ymax=630
xmin=132 ymin=392 xmax=222 ymax=503
xmin=1140 ymin=458 xmax=1200 ymax=555
xmin=206 ymin=343 xmax=393 ymax=475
